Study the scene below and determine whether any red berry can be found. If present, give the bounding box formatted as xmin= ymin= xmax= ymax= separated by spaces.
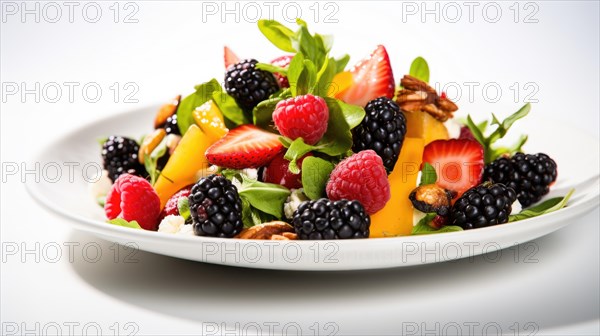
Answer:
xmin=161 ymin=186 xmax=191 ymax=219
xmin=206 ymin=124 xmax=283 ymax=169
xmin=337 ymin=45 xmax=395 ymax=107
xmin=262 ymin=151 xmax=312 ymax=189
xmin=326 ymin=150 xmax=391 ymax=214
xmin=224 ymin=46 xmax=240 ymax=69
xmin=270 ymin=55 xmax=293 ymax=88
xmin=459 ymin=126 xmax=476 ymax=141
xmin=422 ymin=139 xmax=484 ymax=199
xmin=105 ymin=174 xmax=161 ymax=231
xmin=273 ymin=94 xmax=329 ymax=145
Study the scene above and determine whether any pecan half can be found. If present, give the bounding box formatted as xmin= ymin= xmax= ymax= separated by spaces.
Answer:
xmin=154 ymin=95 xmax=181 ymax=129
xmin=396 ymin=75 xmax=458 ymax=122
xmin=236 ymin=222 xmax=297 ymax=240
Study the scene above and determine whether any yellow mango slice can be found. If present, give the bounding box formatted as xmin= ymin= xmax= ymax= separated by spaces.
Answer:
xmin=193 ymin=100 xmax=228 ymax=143
xmin=328 ymin=71 xmax=353 ymax=97
xmin=370 ymin=137 xmax=424 ymax=237
xmin=154 ymin=125 xmax=212 ymax=209
xmin=404 ymin=110 xmax=449 ymax=145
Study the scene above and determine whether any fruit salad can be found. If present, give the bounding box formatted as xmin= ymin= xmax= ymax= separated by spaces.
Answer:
xmin=93 ymin=19 xmax=572 ymax=240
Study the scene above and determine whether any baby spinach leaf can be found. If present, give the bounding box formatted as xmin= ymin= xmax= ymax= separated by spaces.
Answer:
xmin=257 ymin=20 xmax=297 ymax=52
xmin=409 ymin=56 xmax=430 ymax=83
xmin=238 ymin=175 xmax=290 ymax=219
xmin=302 ymin=157 xmax=335 ymax=200
xmin=177 ymin=197 xmax=191 ymax=223
xmin=177 ymin=79 xmax=222 ymax=134
xmin=509 ymin=189 xmax=574 ymax=222
xmin=107 ymin=218 xmax=142 ymax=230
xmin=212 ymin=91 xmax=249 ymax=127
xmin=419 ymin=163 xmax=438 ymax=186
xmin=411 ymin=213 xmax=463 ymax=235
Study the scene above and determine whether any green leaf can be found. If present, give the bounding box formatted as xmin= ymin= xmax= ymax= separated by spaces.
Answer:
xmin=107 ymin=218 xmax=142 ymax=230
xmin=409 ymin=57 xmax=430 ymax=83
xmin=411 ymin=213 xmax=463 ymax=235
xmin=212 ymin=91 xmax=250 ymax=127
xmin=238 ymin=175 xmax=291 ymax=218
xmin=256 ymin=62 xmax=288 ymax=75
xmin=177 ymin=79 xmax=222 ymax=134
xmin=315 ymin=33 xmax=333 ymax=53
xmin=177 ymin=197 xmax=191 ymax=223
xmin=284 ymin=138 xmax=316 ymax=174
xmin=334 ymin=54 xmax=350 ymax=73
xmin=419 ymin=163 xmax=438 ymax=186
xmin=467 ymin=103 xmax=531 ymax=163
xmin=301 ymin=157 xmax=335 ymax=199
xmin=253 ymin=97 xmax=282 ymax=130
xmin=97 ymin=137 xmax=108 ymax=147
xmin=287 ymin=52 xmax=305 ymax=96
xmin=257 ymin=19 xmax=297 ymax=52
xmin=143 ymin=136 xmax=168 ymax=186
xmin=315 ymin=56 xmax=335 ymax=97
xmin=297 ymin=59 xmax=317 ymax=95
xmin=279 ymin=136 xmax=293 ymax=148
xmin=241 ymin=197 xmax=254 ymax=228
xmin=509 ymin=189 xmax=574 ymax=222
xmin=96 ymin=196 xmax=106 ymax=207
xmin=315 ymin=98 xmax=354 ymax=156
xmin=336 ymin=99 xmax=365 ymax=129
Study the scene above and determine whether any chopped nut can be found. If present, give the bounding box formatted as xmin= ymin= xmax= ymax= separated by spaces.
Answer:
xmin=236 ymin=221 xmax=296 ymax=240
xmin=409 ymin=184 xmax=454 ymax=216
xmin=154 ymin=95 xmax=181 ymax=129
xmin=138 ymin=128 xmax=166 ymax=164
xmin=396 ymin=75 xmax=458 ymax=122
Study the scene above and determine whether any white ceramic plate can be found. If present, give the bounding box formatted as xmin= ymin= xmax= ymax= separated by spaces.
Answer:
xmin=27 ymin=105 xmax=600 ymax=270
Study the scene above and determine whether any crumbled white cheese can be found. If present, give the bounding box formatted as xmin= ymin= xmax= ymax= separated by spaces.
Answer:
xmin=444 ymin=118 xmax=461 ymax=139
xmin=510 ymin=199 xmax=523 ymax=215
xmin=176 ymin=224 xmax=195 ymax=236
xmin=242 ymin=168 xmax=258 ymax=181
xmin=89 ymin=170 xmax=113 ymax=200
xmin=158 ymin=215 xmax=185 ymax=233
xmin=284 ymin=189 xmax=309 ymax=219
xmin=413 ymin=209 xmax=427 ymax=226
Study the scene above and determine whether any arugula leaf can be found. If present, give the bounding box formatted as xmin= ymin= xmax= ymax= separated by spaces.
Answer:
xmin=212 ymin=91 xmax=249 ymax=127
xmin=284 ymin=138 xmax=315 ymax=174
xmin=238 ymin=175 xmax=290 ymax=218
xmin=257 ymin=20 xmax=297 ymax=52
xmin=177 ymin=79 xmax=222 ymax=134
xmin=466 ymin=103 xmax=531 ymax=163
xmin=302 ymin=157 xmax=335 ymax=199
xmin=411 ymin=213 xmax=463 ymax=235
xmin=409 ymin=57 xmax=430 ymax=83
xmin=177 ymin=197 xmax=191 ymax=223
xmin=509 ymin=189 xmax=574 ymax=222
xmin=107 ymin=218 xmax=142 ymax=230
xmin=419 ymin=163 xmax=437 ymax=186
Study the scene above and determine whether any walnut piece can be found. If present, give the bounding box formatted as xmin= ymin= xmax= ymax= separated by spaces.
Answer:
xmin=236 ymin=222 xmax=297 ymax=240
xmin=396 ymin=75 xmax=458 ymax=122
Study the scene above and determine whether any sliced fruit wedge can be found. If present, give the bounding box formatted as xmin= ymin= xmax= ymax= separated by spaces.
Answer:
xmin=205 ymin=125 xmax=283 ymax=169
xmin=336 ymin=45 xmax=395 ymax=107
xmin=193 ymin=100 xmax=228 ymax=143
xmin=422 ymin=139 xmax=484 ymax=199
xmin=224 ymin=46 xmax=240 ymax=69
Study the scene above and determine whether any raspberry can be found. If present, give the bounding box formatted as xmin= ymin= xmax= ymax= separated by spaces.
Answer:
xmin=161 ymin=187 xmax=191 ymax=219
xmin=105 ymin=174 xmax=161 ymax=231
xmin=326 ymin=150 xmax=391 ymax=214
xmin=273 ymin=94 xmax=329 ymax=145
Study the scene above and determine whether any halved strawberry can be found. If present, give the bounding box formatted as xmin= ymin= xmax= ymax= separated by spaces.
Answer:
xmin=205 ymin=125 xmax=283 ymax=169
xmin=224 ymin=46 xmax=240 ymax=69
xmin=422 ymin=139 xmax=484 ymax=199
xmin=336 ymin=45 xmax=395 ymax=107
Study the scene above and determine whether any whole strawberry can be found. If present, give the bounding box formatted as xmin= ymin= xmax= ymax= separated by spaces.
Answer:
xmin=160 ymin=186 xmax=192 ymax=220
xmin=273 ymin=94 xmax=329 ymax=145
xmin=105 ymin=174 xmax=161 ymax=230
xmin=262 ymin=151 xmax=312 ymax=189
xmin=326 ymin=150 xmax=391 ymax=214
xmin=270 ymin=55 xmax=293 ymax=88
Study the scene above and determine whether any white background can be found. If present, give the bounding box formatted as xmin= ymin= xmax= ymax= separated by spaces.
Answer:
xmin=1 ymin=1 xmax=599 ymax=335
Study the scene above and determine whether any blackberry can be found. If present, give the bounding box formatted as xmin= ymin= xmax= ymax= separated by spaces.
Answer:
xmin=164 ymin=114 xmax=181 ymax=135
xmin=101 ymin=136 xmax=146 ymax=182
xmin=483 ymin=153 xmax=557 ymax=207
xmin=352 ymin=97 xmax=407 ymax=173
xmin=225 ymin=59 xmax=279 ymax=112
xmin=189 ymin=174 xmax=243 ymax=238
xmin=450 ymin=183 xmax=517 ymax=230
xmin=292 ymin=199 xmax=370 ymax=240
